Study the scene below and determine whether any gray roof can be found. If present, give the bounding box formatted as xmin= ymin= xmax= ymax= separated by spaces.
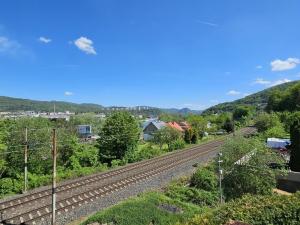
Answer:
xmin=143 ymin=120 xmax=166 ymax=131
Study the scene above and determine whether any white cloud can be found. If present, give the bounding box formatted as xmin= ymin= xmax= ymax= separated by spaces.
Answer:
xmin=271 ymin=58 xmax=300 ymax=71
xmin=64 ymin=91 xmax=74 ymax=96
xmin=74 ymin=37 xmax=97 ymax=55
xmin=39 ymin=36 xmax=52 ymax=43
xmin=253 ymin=78 xmax=291 ymax=87
xmin=269 ymin=79 xmax=291 ymax=87
xmin=227 ymin=90 xmax=241 ymax=96
xmin=253 ymin=78 xmax=271 ymax=85
xmin=0 ymin=36 xmax=21 ymax=55
xmin=196 ymin=20 xmax=218 ymax=27
xmin=256 ymin=65 xmax=263 ymax=69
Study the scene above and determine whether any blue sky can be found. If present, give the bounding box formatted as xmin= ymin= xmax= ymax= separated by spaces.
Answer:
xmin=0 ymin=0 xmax=300 ymax=110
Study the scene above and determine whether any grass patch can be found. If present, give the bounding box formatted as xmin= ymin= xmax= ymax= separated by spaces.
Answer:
xmin=82 ymin=192 xmax=205 ymax=225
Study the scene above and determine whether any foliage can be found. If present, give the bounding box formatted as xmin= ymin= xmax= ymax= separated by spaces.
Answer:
xmin=98 ymin=112 xmax=140 ymax=163
xmin=152 ymin=127 xmax=183 ymax=151
xmin=289 ymin=112 xmax=300 ymax=172
xmin=267 ymin=82 xmax=300 ymax=112
xmin=182 ymin=192 xmax=300 ymax=225
xmin=203 ymin=80 xmax=299 ymax=114
xmin=169 ymin=139 xmax=186 ymax=151
xmin=166 ymin=184 xmax=219 ymax=207
xmin=82 ymin=192 xmax=202 ymax=225
xmin=222 ymin=117 xmax=234 ymax=133
xmin=159 ymin=113 xmax=185 ymax=123
xmin=232 ymin=106 xmax=251 ymax=121
xmin=187 ymin=115 xmax=207 ymax=137
xmin=221 ymin=137 xmax=285 ymax=200
xmin=254 ymin=112 xmax=281 ymax=132
xmin=262 ymin=123 xmax=288 ymax=139
xmin=190 ymin=167 xmax=218 ymax=191
xmin=70 ymin=113 xmax=104 ymax=134
xmin=184 ymin=128 xmax=198 ymax=144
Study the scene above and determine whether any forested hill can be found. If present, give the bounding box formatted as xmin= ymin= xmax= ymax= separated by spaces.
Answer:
xmin=0 ymin=96 xmax=105 ymax=113
xmin=203 ymin=80 xmax=300 ymax=114
xmin=0 ymin=96 xmax=201 ymax=115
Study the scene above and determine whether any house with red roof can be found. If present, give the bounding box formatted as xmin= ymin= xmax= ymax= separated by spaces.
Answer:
xmin=178 ymin=121 xmax=191 ymax=131
xmin=167 ymin=122 xmax=184 ymax=132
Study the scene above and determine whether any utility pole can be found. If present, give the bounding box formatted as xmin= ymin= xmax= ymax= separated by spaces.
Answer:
xmin=24 ymin=127 xmax=28 ymax=193
xmin=52 ymin=129 xmax=57 ymax=225
xmin=218 ymin=152 xmax=223 ymax=204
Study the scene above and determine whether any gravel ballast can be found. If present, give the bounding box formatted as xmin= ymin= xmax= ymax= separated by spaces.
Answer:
xmin=51 ymin=150 xmax=218 ymax=225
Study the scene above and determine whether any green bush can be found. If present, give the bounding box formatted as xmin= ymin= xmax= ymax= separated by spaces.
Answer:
xmin=223 ymin=165 xmax=276 ymax=200
xmin=166 ymin=184 xmax=219 ymax=207
xmin=262 ymin=124 xmax=288 ymax=139
xmin=190 ymin=168 xmax=217 ymax=191
xmin=183 ymin=192 xmax=300 ymax=225
xmin=254 ymin=112 xmax=281 ymax=132
xmin=169 ymin=139 xmax=186 ymax=151
xmin=82 ymin=192 xmax=202 ymax=225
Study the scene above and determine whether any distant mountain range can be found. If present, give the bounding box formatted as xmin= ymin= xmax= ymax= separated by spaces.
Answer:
xmin=0 ymin=96 xmax=202 ymax=115
xmin=3 ymin=80 xmax=296 ymax=116
xmin=203 ymin=80 xmax=300 ymax=114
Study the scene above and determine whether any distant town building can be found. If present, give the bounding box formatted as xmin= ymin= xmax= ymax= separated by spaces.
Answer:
xmin=77 ymin=125 xmax=92 ymax=138
xmin=142 ymin=120 xmax=166 ymax=140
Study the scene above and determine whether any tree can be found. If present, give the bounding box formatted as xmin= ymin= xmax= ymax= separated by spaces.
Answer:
xmin=184 ymin=128 xmax=198 ymax=144
xmin=152 ymin=127 xmax=182 ymax=151
xmin=220 ymin=136 xmax=285 ymax=200
xmin=267 ymin=82 xmax=300 ymax=112
xmin=289 ymin=112 xmax=300 ymax=172
xmin=233 ymin=106 xmax=251 ymax=121
xmin=222 ymin=117 xmax=235 ymax=133
xmin=187 ymin=115 xmax=207 ymax=138
xmin=98 ymin=112 xmax=140 ymax=163
xmin=0 ymin=120 xmax=8 ymax=177
xmin=254 ymin=112 xmax=281 ymax=132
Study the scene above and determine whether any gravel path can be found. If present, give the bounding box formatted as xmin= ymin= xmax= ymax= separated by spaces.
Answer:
xmin=53 ymin=149 xmax=218 ymax=225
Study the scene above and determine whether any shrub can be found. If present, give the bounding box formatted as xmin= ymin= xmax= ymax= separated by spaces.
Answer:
xmin=169 ymin=139 xmax=186 ymax=151
xmin=166 ymin=184 xmax=219 ymax=207
xmin=223 ymin=165 xmax=276 ymax=200
xmin=190 ymin=167 xmax=218 ymax=191
xmin=262 ymin=124 xmax=287 ymax=139
xmin=254 ymin=113 xmax=281 ymax=132
xmin=183 ymin=192 xmax=300 ymax=225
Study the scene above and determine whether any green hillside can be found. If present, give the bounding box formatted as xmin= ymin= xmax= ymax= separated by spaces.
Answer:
xmin=0 ymin=96 xmax=104 ymax=113
xmin=0 ymin=96 xmax=200 ymax=115
xmin=203 ymin=80 xmax=300 ymax=114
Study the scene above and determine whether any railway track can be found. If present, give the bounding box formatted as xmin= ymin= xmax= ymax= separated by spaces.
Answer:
xmin=0 ymin=127 xmax=256 ymax=225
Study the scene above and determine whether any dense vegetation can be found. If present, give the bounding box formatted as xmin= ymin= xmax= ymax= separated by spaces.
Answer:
xmin=83 ymin=130 xmax=288 ymax=225
xmin=203 ymin=80 xmax=300 ymax=114
xmin=0 ymin=96 xmax=201 ymax=116
xmin=182 ymin=193 xmax=300 ymax=225
xmin=1 ymin=110 xmax=230 ymax=197
xmin=0 ymin=96 xmax=104 ymax=113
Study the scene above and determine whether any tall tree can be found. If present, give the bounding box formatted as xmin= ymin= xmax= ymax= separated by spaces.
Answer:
xmin=289 ymin=113 xmax=300 ymax=172
xmin=98 ymin=112 xmax=140 ymax=163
